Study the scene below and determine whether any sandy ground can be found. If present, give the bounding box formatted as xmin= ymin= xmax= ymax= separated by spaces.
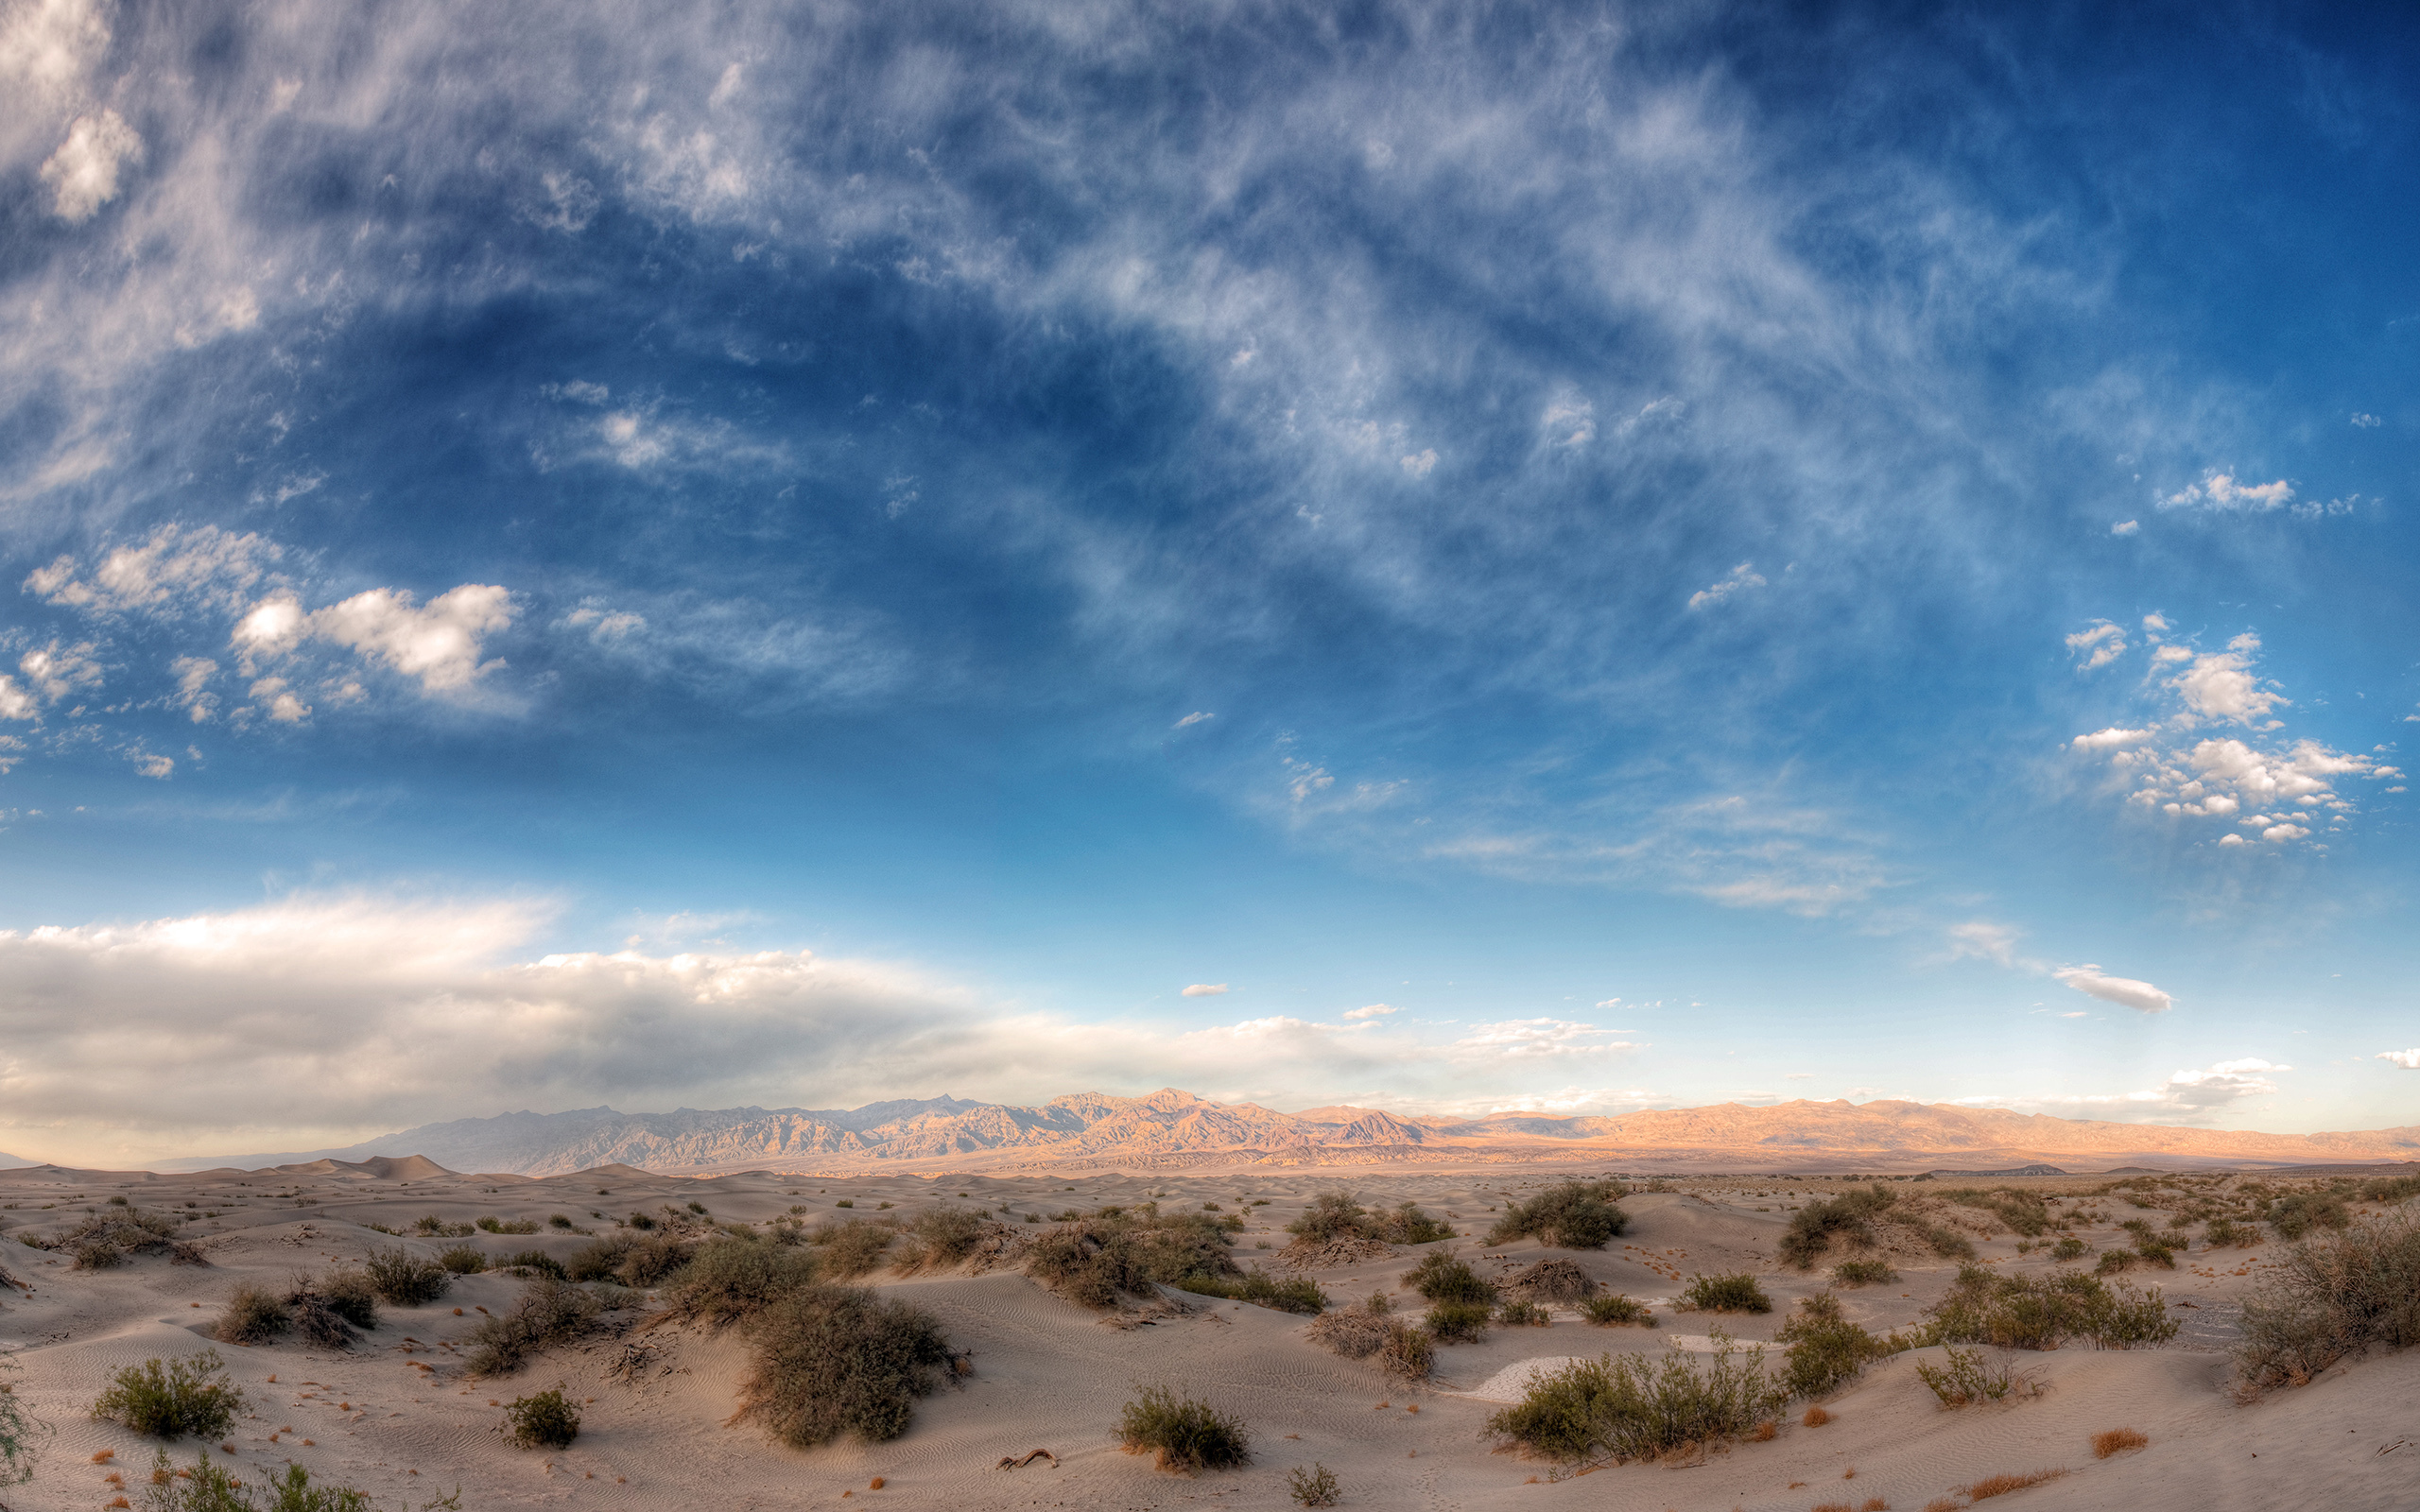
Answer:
xmin=2 ymin=1162 xmax=2413 ymax=1510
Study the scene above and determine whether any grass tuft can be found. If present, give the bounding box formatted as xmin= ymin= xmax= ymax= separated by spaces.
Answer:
xmin=502 ymin=1389 xmax=579 ymax=1450
xmin=1580 ymin=1294 xmax=1656 ymax=1327
xmin=1117 ymin=1386 xmax=1251 ymax=1474
xmin=215 ymin=1284 xmax=290 ymax=1346
xmin=1678 ymin=1272 xmax=1772 ymax=1314
xmin=2091 ymin=1426 xmax=2148 ymax=1458
xmin=1832 ymin=1260 xmax=1896 ymax=1287
xmin=1484 ymin=1336 xmax=1789 ymax=1466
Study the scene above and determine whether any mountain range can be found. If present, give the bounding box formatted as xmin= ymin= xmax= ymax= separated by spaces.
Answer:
xmin=157 ymin=1090 xmax=2420 ymax=1178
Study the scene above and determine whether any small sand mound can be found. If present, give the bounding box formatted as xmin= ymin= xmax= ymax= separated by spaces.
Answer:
xmin=1504 ymin=1258 xmax=1596 ymax=1302
xmin=1458 ymin=1356 xmax=1594 ymax=1402
xmin=1277 ymin=1236 xmax=1395 ymax=1269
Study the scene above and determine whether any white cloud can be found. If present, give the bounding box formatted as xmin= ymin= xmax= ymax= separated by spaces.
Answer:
xmin=1541 ymin=397 xmax=1596 ymax=448
xmin=2110 ymin=520 xmax=2138 ymax=536
xmin=2351 ymin=413 xmax=2380 ymax=428
xmin=1945 ymin=920 xmax=2021 ymax=968
xmin=2169 ymin=634 xmax=2283 ymax=724
xmin=1173 ymin=711 xmax=1215 ymax=729
xmin=26 ymin=524 xmax=283 ymax=618
xmin=169 ymin=656 xmax=218 ymax=722
xmin=2377 ymin=1049 xmax=2420 ymax=1071
xmin=2161 ymin=471 xmax=2294 ymax=513
xmin=38 ymin=107 xmax=142 ymax=222
xmin=1450 ymin=1019 xmax=1638 ymax=1059
xmin=0 ymin=677 xmax=39 ymax=721
xmin=1957 ymin=1057 xmax=2286 ymax=1121
xmin=1398 ymin=448 xmax=1438 ymax=477
xmin=1181 ymin=983 xmax=1229 ymax=997
xmin=2071 ymin=726 xmax=2152 ymax=750
xmin=1341 ymin=1003 xmax=1398 ymax=1021
xmin=2052 ymin=964 xmax=2173 ymax=1015
xmin=2065 ymin=619 xmax=2125 ymax=671
xmin=297 ymin=585 xmax=515 ymax=693
xmin=2142 ymin=613 xmax=2169 ymax=633
xmin=17 ymin=640 xmax=102 ymax=703
xmin=1687 ymin=562 xmax=1767 ymax=611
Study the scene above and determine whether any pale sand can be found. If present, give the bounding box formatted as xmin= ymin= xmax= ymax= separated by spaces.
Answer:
xmin=3 ymin=1163 xmax=2414 ymax=1510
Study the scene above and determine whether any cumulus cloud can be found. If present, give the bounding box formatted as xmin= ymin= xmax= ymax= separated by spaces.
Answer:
xmin=38 ymin=107 xmax=142 ymax=221
xmin=2377 ymin=1049 xmax=2420 ymax=1071
xmin=2161 ymin=471 xmax=2294 ymax=512
xmin=2065 ymin=620 xmax=2125 ymax=671
xmin=302 ymin=585 xmax=515 ymax=694
xmin=2052 ymin=964 xmax=2173 ymax=1014
xmin=1341 ymin=1003 xmax=1398 ymax=1021
xmin=1181 ymin=983 xmax=1229 ymax=997
xmin=1959 ymin=1057 xmax=2287 ymax=1121
xmin=2350 ymin=413 xmax=2380 ymax=428
xmin=2110 ymin=520 xmax=2138 ymax=536
xmin=2169 ymin=634 xmax=2284 ymax=724
xmin=1687 ymin=562 xmax=1767 ymax=611
xmin=2071 ymin=727 xmax=2152 ymax=750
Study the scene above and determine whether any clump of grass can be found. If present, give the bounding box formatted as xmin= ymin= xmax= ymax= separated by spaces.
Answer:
xmin=1117 ymin=1386 xmax=1252 ymax=1473
xmin=2049 ymin=1237 xmax=2089 ymax=1263
xmin=812 ymin=1218 xmax=896 ymax=1279
xmin=2233 ymin=1212 xmax=2420 ymax=1394
xmin=1402 ymin=1249 xmax=1495 ymax=1306
xmin=1484 ymin=1337 xmax=1789 ymax=1466
xmin=364 ymin=1248 xmax=450 ymax=1307
xmin=2093 ymin=1247 xmax=2138 ymax=1276
xmin=2202 ymin=1217 xmax=2252 ymax=1248
xmin=1505 ymin=1258 xmax=1597 ymax=1302
xmin=1581 ymin=1295 xmax=1656 ymax=1327
xmin=1831 ymin=1259 xmax=1895 ymax=1287
xmin=732 ymin=1285 xmax=959 ymax=1447
xmin=2091 ymin=1426 xmax=2148 ymax=1458
xmin=1288 ymin=1461 xmax=1340 ymax=1507
xmin=412 ymin=1215 xmax=474 ymax=1238
xmin=475 ymin=1216 xmax=541 ymax=1236
xmin=502 ymin=1388 xmax=579 ymax=1450
xmin=436 ymin=1245 xmax=488 ymax=1275
xmin=1960 ymin=1468 xmax=2066 ymax=1500
xmin=464 ymin=1278 xmax=602 ymax=1376
xmin=1778 ymin=1295 xmax=1905 ymax=1400
xmin=1915 ymin=1346 xmax=2040 ymax=1407
xmin=1174 ymin=1269 xmax=1328 ymax=1314
xmin=1496 ymin=1299 xmax=1551 ymax=1327
xmin=320 ymin=1267 xmax=380 ymax=1331
xmin=1777 ymin=1185 xmax=1895 ymax=1269
xmin=215 ymin=1283 xmax=291 ymax=1345
xmin=132 ymin=1450 xmax=466 ymax=1512
xmin=90 ymin=1351 xmax=244 ymax=1439
xmin=666 ymin=1237 xmax=821 ymax=1324
xmin=1484 ymin=1182 xmax=1628 ymax=1248
xmin=1426 ymin=1298 xmax=1493 ymax=1342
xmin=1678 ymin=1272 xmax=1772 ymax=1314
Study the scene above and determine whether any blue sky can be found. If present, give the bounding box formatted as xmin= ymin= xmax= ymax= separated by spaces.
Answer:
xmin=1 ymin=1 xmax=2415 ymax=1165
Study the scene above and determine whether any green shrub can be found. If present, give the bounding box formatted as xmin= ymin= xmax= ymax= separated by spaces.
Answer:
xmin=2132 ymin=1235 xmax=2180 ymax=1269
xmin=2094 ymin=1247 xmax=2137 ymax=1276
xmin=1288 ymin=1461 xmax=1340 ymax=1507
xmin=1777 ymin=1296 xmax=1901 ymax=1399
xmin=1831 ymin=1259 xmax=1896 ymax=1287
xmin=1938 ymin=1187 xmax=2052 ymax=1237
xmin=733 ymin=1285 xmax=958 ymax=1447
xmin=1484 ymin=1338 xmax=1788 ymax=1465
xmin=0 ymin=1356 xmax=41 ymax=1491
xmin=91 ymin=1350 xmax=244 ymax=1439
xmin=2266 ymin=1192 xmax=2351 ymax=1241
xmin=1581 ymin=1294 xmax=1656 ymax=1327
xmin=547 ymin=1214 xmax=576 ymax=1230
xmin=1776 ymin=1185 xmax=1895 ymax=1269
xmin=1287 ymin=1193 xmax=1371 ymax=1244
xmin=500 ymin=1249 xmax=566 ymax=1280
xmin=893 ymin=1207 xmax=989 ymax=1272
xmin=1915 ymin=1345 xmax=2038 ymax=1407
xmin=666 ymin=1237 xmax=821 ymax=1324
xmin=436 ymin=1245 xmax=488 ymax=1275
xmin=1174 ymin=1269 xmax=1328 ymax=1314
xmin=1426 ymin=1298 xmax=1492 ymax=1342
xmin=1117 ymin=1386 xmax=1252 ymax=1473
xmin=364 ymin=1248 xmax=450 ymax=1306
xmin=1923 ymin=1265 xmax=2175 ymax=1350
xmin=2357 ymin=1176 xmax=2420 ymax=1205
xmin=2050 ymin=1237 xmax=2089 ymax=1263
xmin=502 ymin=1388 xmax=580 ymax=1450
xmin=216 ymin=1283 xmax=291 ymax=1345
xmin=813 ymin=1219 xmax=895 ymax=1279
xmin=411 ymin=1215 xmax=473 ymax=1238
xmin=1025 ymin=1211 xmax=1237 ymax=1309
xmin=464 ymin=1278 xmax=602 ymax=1376
xmin=1402 ymin=1249 xmax=1495 ymax=1305
xmin=320 ymin=1267 xmax=380 ymax=1331
xmin=1497 ymin=1299 xmax=1551 ymax=1327
xmin=2235 ymin=1213 xmax=2420 ymax=1394
xmin=475 ymin=1216 xmax=540 ymax=1235
xmin=1678 ymin=1272 xmax=1772 ymax=1314
xmin=618 ymin=1232 xmax=692 ymax=1286
xmin=1925 ymin=1224 xmax=1977 ymax=1260
xmin=1484 ymin=1182 xmax=1628 ymax=1248
xmin=2203 ymin=1217 xmax=2250 ymax=1248
xmin=627 ymin=1211 xmax=659 ymax=1229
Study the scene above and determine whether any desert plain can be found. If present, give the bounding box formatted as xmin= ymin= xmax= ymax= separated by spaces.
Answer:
xmin=2 ymin=1153 xmax=2416 ymax=1512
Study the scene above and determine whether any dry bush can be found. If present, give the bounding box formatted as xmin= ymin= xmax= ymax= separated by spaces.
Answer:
xmin=1581 ymin=1294 xmax=1656 ymax=1327
xmin=2264 ymin=1191 xmax=2350 ymax=1241
xmin=1288 ymin=1462 xmax=1340 ymax=1507
xmin=1961 ymin=1469 xmax=2066 ymax=1500
xmin=285 ymin=1282 xmax=360 ymax=1350
xmin=1505 ymin=1258 xmax=1596 ymax=1302
xmin=2234 ymin=1212 xmax=2420 ymax=1394
xmin=364 ymin=1248 xmax=450 ymax=1306
xmin=1678 ymin=1272 xmax=1772 ymax=1314
xmin=1287 ymin=1194 xmax=1449 ymax=1246
xmin=436 ymin=1245 xmax=488 ymax=1275
xmin=1915 ymin=1346 xmax=2039 ymax=1407
xmin=1484 ymin=1337 xmax=1789 ymax=1466
xmin=891 ymin=1207 xmax=990 ymax=1273
xmin=1024 ymin=1210 xmax=1236 ymax=1309
xmin=215 ymin=1284 xmax=290 ymax=1345
xmin=465 ymin=1278 xmax=601 ymax=1376
xmin=1803 ymin=1404 xmax=1831 ymax=1427
xmin=320 ymin=1267 xmax=380 ymax=1330
xmin=90 ymin=1352 xmax=243 ymax=1440
xmin=1923 ymin=1265 xmax=2174 ymax=1350
xmin=731 ymin=1285 xmax=958 ymax=1448
xmin=1938 ymin=1188 xmax=2051 ymax=1237
xmin=2091 ymin=1427 xmax=2147 ymax=1458
xmin=1778 ymin=1186 xmax=1895 ymax=1269
xmin=665 ymin=1237 xmax=820 ymax=1325
xmin=1117 ymin=1386 xmax=1251 ymax=1473
xmin=813 ymin=1218 xmax=896 ymax=1279
xmin=57 ymin=1207 xmax=181 ymax=1270
xmin=1484 ymin=1182 xmax=1628 ymax=1248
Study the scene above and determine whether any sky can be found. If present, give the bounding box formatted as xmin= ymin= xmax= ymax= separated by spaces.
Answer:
xmin=1 ymin=0 xmax=2416 ymax=1168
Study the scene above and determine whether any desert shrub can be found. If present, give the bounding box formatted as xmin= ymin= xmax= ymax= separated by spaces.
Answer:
xmin=1831 ymin=1259 xmax=1895 ymax=1287
xmin=666 ymin=1237 xmax=821 ymax=1325
xmin=733 ymin=1285 xmax=958 ymax=1448
xmin=1484 ymin=1182 xmax=1628 ymax=1248
xmin=1777 ymin=1185 xmax=1895 ymax=1269
xmin=1925 ymin=1225 xmax=1977 ymax=1260
xmin=1288 ymin=1461 xmax=1340 ymax=1507
xmin=501 ymin=1388 xmax=579 ymax=1450
xmin=73 ymin=1240 xmax=124 ymax=1271
xmin=2234 ymin=1213 xmax=2420 ymax=1394
xmin=2358 ymin=1175 xmax=2420 ymax=1204
xmin=1939 ymin=1188 xmax=2051 ymax=1237
xmin=436 ymin=1245 xmax=488 ymax=1276
xmin=215 ymin=1284 xmax=291 ymax=1345
xmin=411 ymin=1216 xmax=473 ymax=1238
xmin=364 ymin=1248 xmax=450 ymax=1306
xmin=1 ymin=1356 xmax=43 ymax=1491
xmin=1402 ymin=1249 xmax=1495 ymax=1305
xmin=285 ymin=1283 xmax=360 ymax=1350
xmin=320 ymin=1267 xmax=380 ymax=1331
xmin=893 ymin=1207 xmax=989 ymax=1272
xmin=1175 ymin=1269 xmax=1328 ymax=1314
xmin=1287 ymin=1194 xmax=1370 ymax=1244
xmin=2265 ymin=1192 xmax=2351 ymax=1241
xmin=464 ymin=1278 xmax=602 ymax=1376
xmin=1373 ymin=1201 xmax=1455 ymax=1245
xmin=1025 ymin=1211 xmax=1237 ymax=1309
xmin=627 ymin=1211 xmax=658 ymax=1229
xmin=1484 ymin=1338 xmax=1789 ymax=1465
xmin=547 ymin=1214 xmax=576 ymax=1229
xmin=1915 ymin=1346 xmax=2037 ymax=1407
xmin=1305 ymin=1299 xmax=1433 ymax=1378
xmin=1923 ymin=1266 xmax=2175 ymax=1351
xmin=502 ymin=1249 xmax=567 ymax=1280
xmin=1778 ymin=1297 xmax=1902 ymax=1400
xmin=2202 ymin=1217 xmax=2250 ymax=1248
xmin=813 ymin=1219 xmax=895 ymax=1279
xmin=1426 ymin=1299 xmax=1492 ymax=1342
xmin=2049 ymin=1237 xmax=2089 ymax=1262
xmin=1381 ymin=1321 xmax=1436 ymax=1379
xmin=91 ymin=1350 xmax=244 ymax=1439
xmin=1679 ymin=1272 xmax=1772 ymax=1314
xmin=2092 ymin=1427 xmax=2148 ymax=1458
xmin=563 ymin=1235 xmax=627 ymax=1281
xmin=1505 ymin=1258 xmax=1596 ymax=1302
xmin=617 ymin=1232 xmax=692 ymax=1286
xmin=1117 ymin=1386 xmax=1251 ymax=1473
xmin=57 ymin=1206 xmax=180 ymax=1270
xmin=1581 ymin=1294 xmax=1656 ymax=1327
xmin=475 ymin=1216 xmax=540 ymax=1235
xmin=2094 ymin=1248 xmax=2137 ymax=1276
xmin=2132 ymin=1235 xmax=2180 ymax=1269
xmin=1496 ymin=1299 xmax=1551 ymax=1327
